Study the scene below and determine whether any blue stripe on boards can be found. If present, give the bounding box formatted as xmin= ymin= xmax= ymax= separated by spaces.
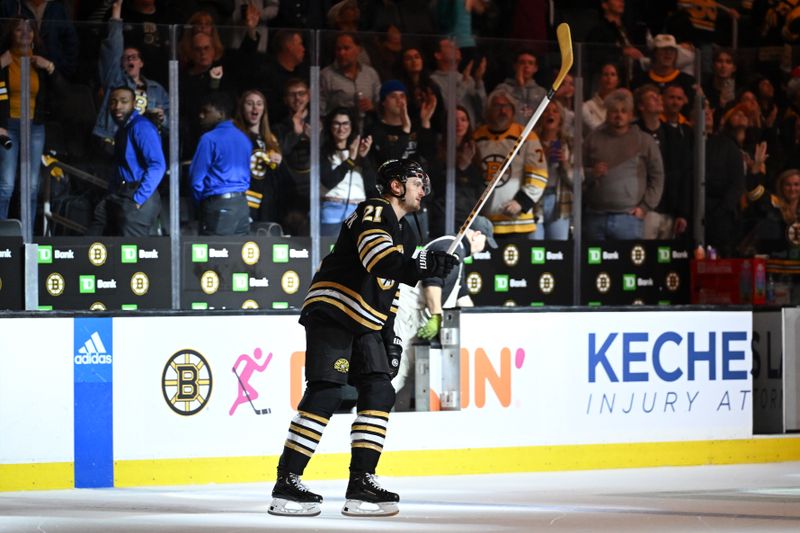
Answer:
xmin=73 ymin=317 xmax=114 ymax=488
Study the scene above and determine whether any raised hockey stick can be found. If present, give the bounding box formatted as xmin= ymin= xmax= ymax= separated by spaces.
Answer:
xmin=446 ymin=23 xmax=574 ymax=255
xmin=232 ymin=366 xmax=271 ymax=415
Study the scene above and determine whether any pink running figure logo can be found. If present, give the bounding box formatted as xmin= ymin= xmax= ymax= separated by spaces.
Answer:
xmin=230 ymin=348 xmax=273 ymax=415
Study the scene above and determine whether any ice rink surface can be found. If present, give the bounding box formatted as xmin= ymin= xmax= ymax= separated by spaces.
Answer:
xmin=1 ymin=462 xmax=799 ymax=532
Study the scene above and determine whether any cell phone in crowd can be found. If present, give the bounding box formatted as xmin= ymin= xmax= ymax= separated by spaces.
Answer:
xmin=549 ymin=139 xmax=561 ymax=164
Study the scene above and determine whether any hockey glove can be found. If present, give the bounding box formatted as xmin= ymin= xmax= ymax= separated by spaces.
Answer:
xmin=386 ymin=338 xmax=402 ymax=379
xmin=416 ymin=249 xmax=459 ymax=279
xmin=417 ymin=313 xmax=442 ymax=340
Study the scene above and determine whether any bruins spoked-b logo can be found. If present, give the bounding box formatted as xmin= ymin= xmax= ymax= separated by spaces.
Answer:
xmin=539 ymin=272 xmax=555 ymax=294
xmin=88 ymin=242 xmax=108 ymax=267
xmin=596 ymin=272 xmax=611 ymax=294
xmin=162 ymin=349 xmax=213 ymax=416
xmin=503 ymin=244 xmax=519 ymax=267
xmin=131 ymin=272 xmax=150 ymax=296
xmin=201 ymin=270 xmax=220 ymax=294
xmin=241 ymin=299 xmax=259 ymax=309
xmin=46 ymin=272 xmax=65 ymax=296
xmin=466 ymin=272 xmax=483 ymax=294
xmin=281 ymin=270 xmax=300 ymax=294
xmin=666 ymin=271 xmax=681 ymax=292
xmin=242 ymin=241 xmax=260 ymax=265
xmin=334 ymin=358 xmax=350 ymax=374
xmin=631 ymin=245 xmax=646 ymax=266
xmin=90 ymin=301 xmax=107 ymax=311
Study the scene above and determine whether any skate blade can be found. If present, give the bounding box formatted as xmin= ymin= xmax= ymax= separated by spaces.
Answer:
xmin=341 ymin=499 xmax=399 ymax=517
xmin=268 ymin=497 xmax=321 ymax=517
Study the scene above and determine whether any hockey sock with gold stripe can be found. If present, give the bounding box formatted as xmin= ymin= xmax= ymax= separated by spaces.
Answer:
xmin=350 ymin=409 xmax=389 ymax=473
xmin=279 ymin=410 xmax=330 ymax=474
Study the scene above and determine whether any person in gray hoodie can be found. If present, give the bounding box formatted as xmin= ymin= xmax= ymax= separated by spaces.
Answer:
xmin=493 ymin=49 xmax=546 ymax=125
xmin=582 ymin=88 xmax=664 ymax=240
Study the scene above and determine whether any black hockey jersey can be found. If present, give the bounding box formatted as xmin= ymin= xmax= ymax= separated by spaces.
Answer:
xmin=301 ymin=197 xmax=421 ymax=334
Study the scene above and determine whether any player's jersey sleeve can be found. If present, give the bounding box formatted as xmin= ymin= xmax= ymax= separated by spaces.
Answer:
xmin=348 ymin=198 xmax=420 ymax=285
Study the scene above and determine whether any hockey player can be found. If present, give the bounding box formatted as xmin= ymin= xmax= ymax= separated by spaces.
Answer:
xmin=269 ymin=158 xmax=459 ymax=517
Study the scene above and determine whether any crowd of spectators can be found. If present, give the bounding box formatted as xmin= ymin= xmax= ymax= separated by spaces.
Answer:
xmin=1 ymin=1 xmax=800 ymax=259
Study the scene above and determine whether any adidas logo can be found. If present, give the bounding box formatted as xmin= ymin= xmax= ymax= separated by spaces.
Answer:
xmin=75 ymin=331 xmax=112 ymax=364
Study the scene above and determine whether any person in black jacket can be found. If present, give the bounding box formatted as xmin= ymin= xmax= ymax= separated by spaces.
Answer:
xmin=320 ymin=106 xmax=376 ymax=235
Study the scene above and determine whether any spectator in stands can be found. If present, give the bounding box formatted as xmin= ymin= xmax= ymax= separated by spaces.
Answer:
xmin=178 ymin=10 xmax=224 ymax=71
xmin=740 ymin=165 xmax=800 ymax=255
xmin=554 ymin=71 xmax=576 ymax=137
xmin=430 ymin=37 xmax=486 ymax=128
xmin=705 ymin=103 xmax=747 ymax=256
xmin=366 ymin=79 xmax=437 ymax=169
xmin=233 ymin=89 xmax=287 ymax=227
xmin=494 ymin=50 xmax=546 ymax=126
xmin=531 ymin=100 xmax=574 ymax=240
xmin=179 ymin=31 xmax=225 ymax=159
xmin=583 ymin=88 xmax=664 ymax=240
xmin=190 ymin=91 xmax=253 ymax=235
xmin=645 ymin=83 xmax=693 ymax=240
xmin=320 ymin=106 xmax=376 ymax=235
xmin=474 ymin=88 xmax=547 ymax=238
xmin=585 ymin=0 xmax=645 ymax=82
xmin=93 ymin=0 xmax=169 ymax=155
xmin=631 ymin=34 xmax=697 ymax=112
xmin=87 ymin=86 xmax=165 ymax=236
xmin=0 ymin=17 xmax=62 ymax=227
xmin=251 ymin=29 xmax=308 ymax=126
xmin=436 ymin=0 xmax=486 ymax=67
xmin=120 ymin=0 xmax=170 ymax=85
xmin=228 ymin=0 xmax=278 ymax=54
xmin=398 ymin=46 xmax=445 ymax=135
xmin=367 ymin=23 xmax=404 ymax=82
xmin=0 ymin=0 xmax=79 ymax=79
xmin=327 ymin=0 xmax=360 ymax=32
xmin=273 ymin=78 xmax=311 ymax=235
xmin=320 ymin=32 xmax=381 ymax=119
xmin=702 ymin=48 xmax=737 ymax=121
xmin=429 ymin=104 xmax=483 ymax=237
xmin=755 ymin=76 xmax=780 ymax=131
xmin=583 ymin=62 xmax=621 ymax=133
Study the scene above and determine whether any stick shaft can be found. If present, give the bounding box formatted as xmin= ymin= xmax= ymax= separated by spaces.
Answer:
xmin=445 ymin=91 xmax=554 ymax=254
xmin=446 ymin=23 xmax=572 ymax=255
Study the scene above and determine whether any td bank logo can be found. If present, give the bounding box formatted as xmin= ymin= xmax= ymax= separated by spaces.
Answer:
xmin=80 ymin=275 xmax=96 ymax=294
xmin=192 ymin=244 xmax=209 ymax=263
xmin=658 ymin=246 xmax=671 ymax=263
xmin=38 ymin=245 xmax=53 ymax=264
xmin=531 ymin=247 xmax=545 ymax=264
xmin=273 ymin=244 xmax=289 ymax=263
xmin=494 ymin=274 xmax=509 ymax=292
xmin=121 ymin=245 xmax=138 ymax=263
xmin=623 ymin=274 xmax=637 ymax=291
xmin=588 ymin=247 xmax=602 ymax=264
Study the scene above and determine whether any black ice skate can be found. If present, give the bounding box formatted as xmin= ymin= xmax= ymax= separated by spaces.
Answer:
xmin=268 ymin=471 xmax=322 ymax=517
xmin=341 ymin=472 xmax=400 ymax=517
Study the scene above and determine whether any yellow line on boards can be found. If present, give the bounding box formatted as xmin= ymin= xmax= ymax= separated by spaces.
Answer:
xmin=4 ymin=438 xmax=799 ymax=491
xmin=113 ymin=437 xmax=800 ymax=487
xmin=0 ymin=462 xmax=73 ymax=491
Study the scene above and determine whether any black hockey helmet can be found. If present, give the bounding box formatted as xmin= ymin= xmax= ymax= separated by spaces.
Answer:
xmin=376 ymin=158 xmax=431 ymax=197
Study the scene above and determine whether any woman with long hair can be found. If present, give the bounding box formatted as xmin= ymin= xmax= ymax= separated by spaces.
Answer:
xmin=320 ymin=106 xmax=375 ymax=236
xmin=398 ymin=46 xmax=445 ymax=134
xmin=0 ymin=17 xmax=61 ymax=228
xmin=233 ymin=89 xmax=287 ymax=225
xmin=582 ymin=62 xmax=620 ymax=133
xmin=532 ymin=100 xmax=573 ymax=240
xmin=430 ymin=104 xmax=482 ymax=237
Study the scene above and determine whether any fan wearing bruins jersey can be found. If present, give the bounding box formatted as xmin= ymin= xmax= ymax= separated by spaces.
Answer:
xmin=269 ymin=159 xmax=458 ymax=518
xmin=474 ymin=88 xmax=548 ymax=237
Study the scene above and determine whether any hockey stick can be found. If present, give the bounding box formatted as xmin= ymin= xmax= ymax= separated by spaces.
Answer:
xmin=446 ymin=23 xmax=574 ymax=255
xmin=232 ymin=366 xmax=271 ymax=415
